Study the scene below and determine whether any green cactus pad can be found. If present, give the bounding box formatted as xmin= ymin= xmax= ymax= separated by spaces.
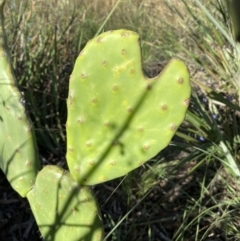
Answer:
xmin=0 ymin=1 xmax=40 ymax=197
xmin=27 ymin=165 xmax=104 ymax=241
xmin=66 ymin=29 xmax=191 ymax=185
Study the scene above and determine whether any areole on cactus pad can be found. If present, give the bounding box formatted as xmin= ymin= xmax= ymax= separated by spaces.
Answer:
xmin=66 ymin=29 xmax=191 ymax=185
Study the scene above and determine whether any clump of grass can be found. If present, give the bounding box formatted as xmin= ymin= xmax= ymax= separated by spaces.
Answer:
xmin=153 ymin=0 xmax=240 ymax=239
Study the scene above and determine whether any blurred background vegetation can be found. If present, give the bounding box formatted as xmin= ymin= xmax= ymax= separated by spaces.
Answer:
xmin=1 ymin=0 xmax=240 ymax=240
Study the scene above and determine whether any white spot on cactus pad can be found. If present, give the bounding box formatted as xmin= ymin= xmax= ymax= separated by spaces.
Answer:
xmin=113 ymin=59 xmax=135 ymax=75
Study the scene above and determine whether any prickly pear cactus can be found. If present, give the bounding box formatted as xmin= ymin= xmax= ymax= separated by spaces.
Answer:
xmin=27 ymin=165 xmax=104 ymax=241
xmin=0 ymin=0 xmax=40 ymax=197
xmin=66 ymin=29 xmax=191 ymax=185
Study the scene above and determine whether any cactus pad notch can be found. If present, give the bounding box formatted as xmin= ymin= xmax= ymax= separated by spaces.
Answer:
xmin=66 ymin=29 xmax=191 ymax=185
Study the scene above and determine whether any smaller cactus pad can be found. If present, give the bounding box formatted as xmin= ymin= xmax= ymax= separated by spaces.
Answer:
xmin=66 ymin=29 xmax=191 ymax=185
xmin=0 ymin=1 xmax=40 ymax=197
xmin=27 ymin=165 xmax=104 ymax=241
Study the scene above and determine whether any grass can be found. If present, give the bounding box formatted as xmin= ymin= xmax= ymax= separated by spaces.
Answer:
xmin=1 ymin=0 xmax=240 ymax=240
